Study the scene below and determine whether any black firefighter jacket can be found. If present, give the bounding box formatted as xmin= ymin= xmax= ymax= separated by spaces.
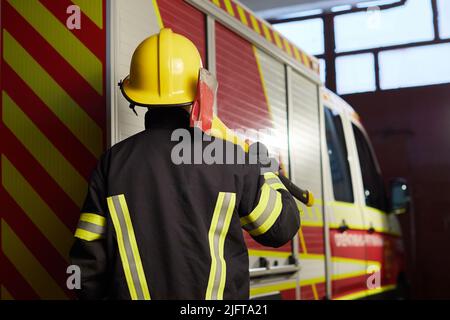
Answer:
xmin=70 ymin=108 xmax=300 ymax=300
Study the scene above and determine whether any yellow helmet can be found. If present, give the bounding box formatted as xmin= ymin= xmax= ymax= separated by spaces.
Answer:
xmin=120 ymin=28 xmax=202 ymax=107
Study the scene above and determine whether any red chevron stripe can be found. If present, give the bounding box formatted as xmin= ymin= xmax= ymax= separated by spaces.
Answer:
xmin=2 ymin=128 xmax=80 ymax=230
xmin=1 ymin=254 xmax=39 ymax=300
xmin=3 ymin=64 xmax=97 ymax=179
xmin=4 ymin=2 xmax=105 ymax=129
xmin=39 ymin=0 xmax=105 ymax=62
xmin=3 ymin=195 xmax=75 ymax=298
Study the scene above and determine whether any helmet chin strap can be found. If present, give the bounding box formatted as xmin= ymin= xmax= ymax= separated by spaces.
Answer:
xmin=129 ymin=103 xmax=138 ymax=116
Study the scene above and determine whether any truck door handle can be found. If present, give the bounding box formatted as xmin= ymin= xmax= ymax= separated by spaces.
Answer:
xmin=338 ymin=221 xmax=349 ymax=233
xmin=367 ymin=227 xmax=375 ymax=234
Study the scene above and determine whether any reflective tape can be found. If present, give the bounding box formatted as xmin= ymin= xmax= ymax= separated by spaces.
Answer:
xmin=74 ymin=213 xmax=105 ymax=241
xmin=206 ymin=192 xmax=236 ymax=300
xmin=263 ymin=172 xmax=287 ymax=191
xmin=241 ymin=184 xmax=283 ymax=236
xmin=107 ymin=195 xmax=150 ymax=300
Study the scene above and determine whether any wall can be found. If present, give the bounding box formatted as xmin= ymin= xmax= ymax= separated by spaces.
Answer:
xmin=343 ymin=83 xmax=450 ymax=299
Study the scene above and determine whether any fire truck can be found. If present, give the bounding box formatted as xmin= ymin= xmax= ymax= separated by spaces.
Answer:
xmin=0 ymin=0 xmax=409 ymax=300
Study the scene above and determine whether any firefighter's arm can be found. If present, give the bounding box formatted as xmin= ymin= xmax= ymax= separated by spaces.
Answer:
xmin=239 ymin=165 xmax=301 ymax=248
xmin=69 ymin=159 xmax=109 ymax=300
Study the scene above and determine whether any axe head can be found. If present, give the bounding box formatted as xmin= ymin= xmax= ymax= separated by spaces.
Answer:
xmin=190 ymin=68 xmax=217 ymax=132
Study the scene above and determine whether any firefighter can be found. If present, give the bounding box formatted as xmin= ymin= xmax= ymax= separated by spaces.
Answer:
xmin=69 ymin=28 xmax=300 ymax=300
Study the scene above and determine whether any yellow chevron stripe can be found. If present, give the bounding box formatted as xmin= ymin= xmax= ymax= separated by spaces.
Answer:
xmin=249 ymin=15 xmax=261 ymax=34
xmin=293 ymin=46 xmax=302 ymax=62
xmin=71 ymin=0 xmax=103 ymax=29
xmin=273 ymin=31 xmax=283 ymax=50
xmin=253 ymin=46 xmax=273 ymax=120
xmin=212 ymin=0 xmax=221 ymax=7
xmin=301 ymin=51 xmax=311 ymax=68
xmin=223 ymin=0 xmax=235 ymax=16
xmin=236 ymin=5 xmax=248 ymax=26
xmin=283 ymin=38 xmax=292 ymax=56
xmin=1 ymin=286 xmax=14 ymax=300
xmin=311 ymin=284 xmax=319 ymax=300
xmin=7 ymin=0 xmax=103 ymax=94
xmin=2 ymin=92 xmax=87 ymax=206
xmin=152 ymin=0 xmax=164 ymax=28
xmin=2 ymin=155 xmax=73 ymax=260
xmin=299 ymin=229 xmax=308 ymax=253
xmin=1 ymin=220 xmax=68 ymax=299
xmin=261 ymin=23 xmax=273 ymax=43
xmin=335 ymin=284 xmax=396 ymax=300
xmin=3 ymin=30 xmax=102 ymax=158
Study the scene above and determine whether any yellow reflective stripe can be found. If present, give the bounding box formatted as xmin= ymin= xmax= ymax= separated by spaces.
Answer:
xmin=107 ymin=196 xmax=137 ymax=300
xmin=223 ymin=0 xmax=235 ymax=16
xmin=263 ymin=172 xmax=278 ymax=180
xmin=261 ymin=23 xmax=273 ymax=43
xmin=107 ymin=195 xmax=150 ymax=300
xmin=75 ymin=213 xmax=106 ymax=241
xmin=71 ymin=0 xmax=103 ymax=28
xmin=263 ymin=172 xmax=287 ymax=191
xmin=151 ymin=0 xmax=164 ymax=28
xmin=273 ymin=32 xmax=283 ymax=49
xmin=2 ymin=220 xmax=68 ymax=299
xmin=293 ymin=46 xmax=302 ymax=61
xmin=8 ymin=0 xmax=103 ymax=94
xmin=250 ymin=15 xmax=261 ymax=34
xmin=240 ymin=184 xmax=271 ymax=226
xmin=117 ymin=195 xmax=151 ymax=300
xmin=206 ymin=192 xmax=236 ymax=300
xmin=74 ymin=228 xmax=102 ymax=241
xmin=248 ymin=192 xmax=282 ymax=236
xmin=217 ymin=194 xmax=235 ymax=299
xmin=206 ymin=193 xmax=223 ymax=300
xmin=3 ymin=91 xmax=87 ymax=206
xmin=236 ymin=5 xmax=248 ymax=26
xmin=79 ymin=213 xmax=105 ymax=227
xmin=269 ymin=182 xmax=286 ymax=191
xmin=2 ymin=155 xmax=73 ymax=260
xmin=1 ymin=286 xmax=14 ymax=300
xmin=283 ymin=38 xmax=292 ymax=56
xmin=3 ymin=31 xmax=103 ymax=158
xmin=212 ymin=0 xmax=221 ymax=7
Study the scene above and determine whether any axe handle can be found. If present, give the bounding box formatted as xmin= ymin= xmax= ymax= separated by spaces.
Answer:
xmin=278 ymin=174 xmax=314 ymax=207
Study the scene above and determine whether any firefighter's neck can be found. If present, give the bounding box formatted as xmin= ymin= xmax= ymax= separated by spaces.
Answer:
xmin=145 ymin=106 xmax=191 ymax=130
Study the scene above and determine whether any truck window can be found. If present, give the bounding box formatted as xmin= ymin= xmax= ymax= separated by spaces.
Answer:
xmin=324 ymin=108 xmax=354 ymax=203
xmin=352 ymin=125 xmax=387 ymax=211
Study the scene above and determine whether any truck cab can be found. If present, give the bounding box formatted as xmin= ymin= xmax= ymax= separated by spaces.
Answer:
xmin=321 ymin=88 xmax=408 ymax=299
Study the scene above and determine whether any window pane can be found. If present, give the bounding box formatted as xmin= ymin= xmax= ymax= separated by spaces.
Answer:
xmin=335 ymin=0 xmax=434 ymax=53
xmin=324 ymin=108 xmax=354 ymax=203
xmin=379 ymin=43 xmax=450 ymax=90
xmin=319 ymin=58 xmax=326 ymax=84
xmin=438 ymin=0 xmax=450 ymax=39
xmin=336 ymin=53 xmax=376 ymax=95
xmin=352 ymin=125 xmax=386 ymax=211
xmin=274 ymin=18 xmax=324 ymax=55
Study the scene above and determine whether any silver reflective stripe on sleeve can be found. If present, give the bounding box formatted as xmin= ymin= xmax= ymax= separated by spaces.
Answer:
xmin=74 ymin=213 xmax=105 ymax=241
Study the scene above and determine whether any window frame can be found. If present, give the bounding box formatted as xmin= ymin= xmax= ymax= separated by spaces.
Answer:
xmin=323 ymin=106 xmax=355 ymax=204
xmin=271 ymin=0 xmax=450 ymax=93
xmin=348 ymin=120 xmax=387 ymax=212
